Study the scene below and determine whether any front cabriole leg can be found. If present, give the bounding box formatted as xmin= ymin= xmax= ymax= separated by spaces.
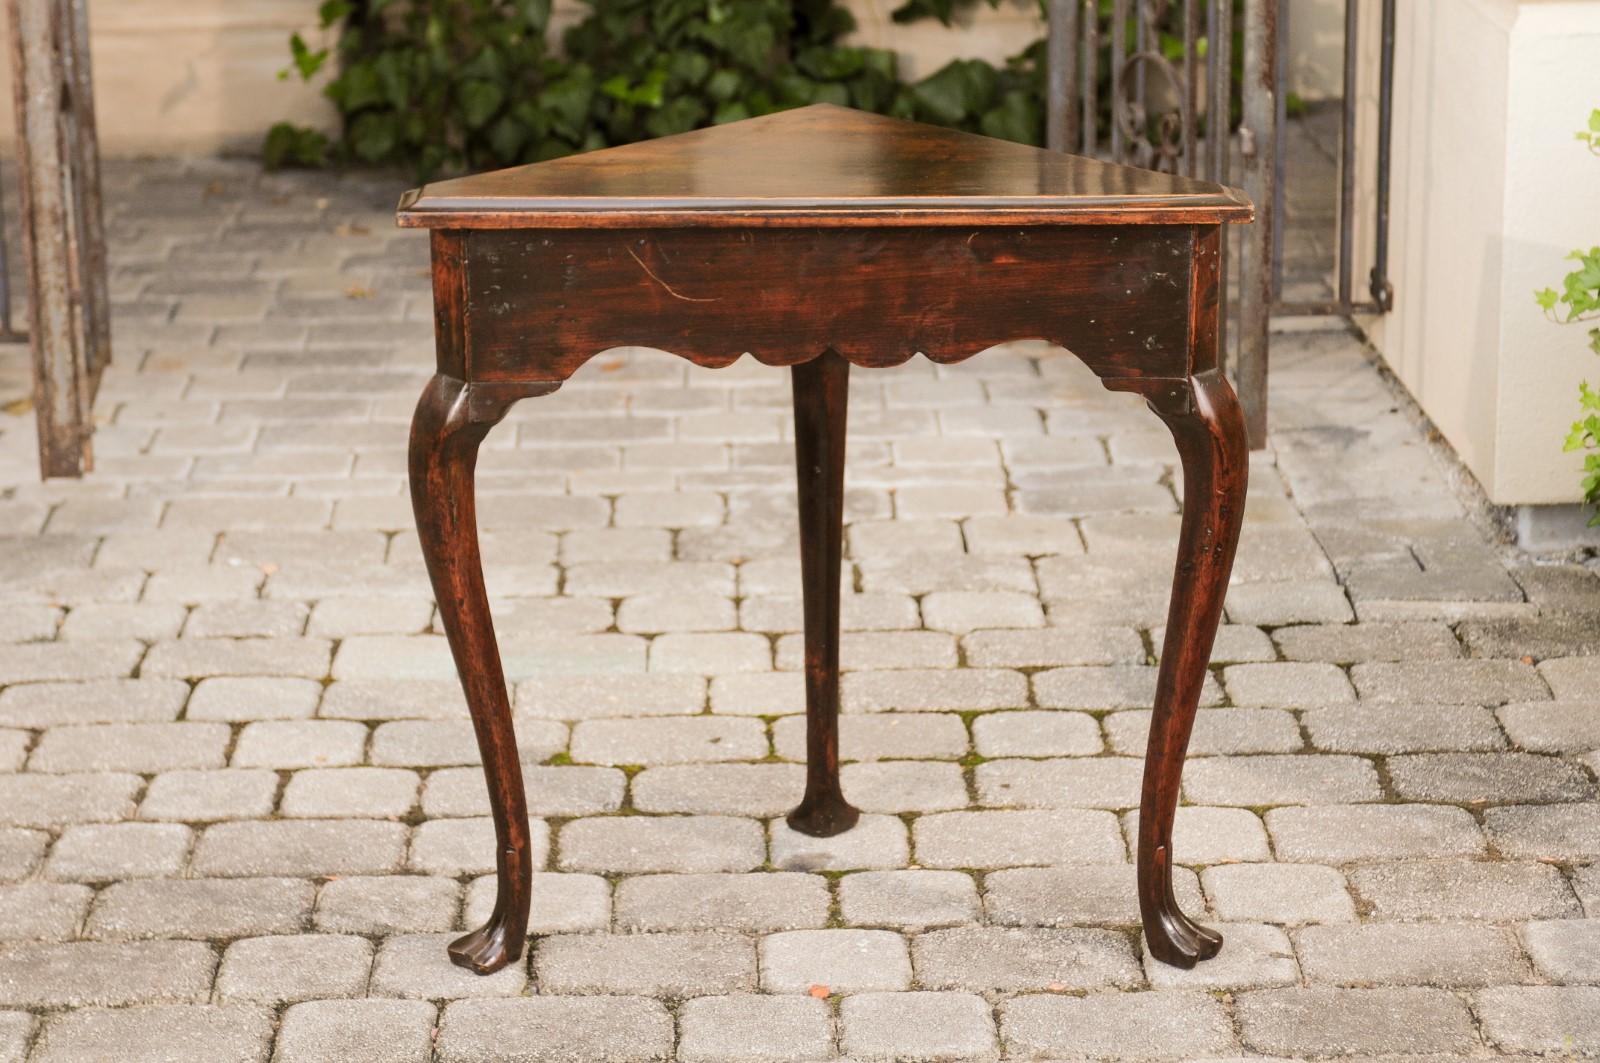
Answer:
xmin=1139 ymin=369 xmax=1247 ymax=967
xmin=785 ymin=349 xmax=861 ymax=837
xmin=409 ymin=373 xmax=556 ymax=974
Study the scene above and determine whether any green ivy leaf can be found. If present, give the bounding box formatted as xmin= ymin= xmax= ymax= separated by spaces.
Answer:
xmin=1536 ymin=287 xmax=1560 ymax=312
xmin=348 ymin=112 xmax=398 ymax=162
xmin=459 ymin=79 xmax=506 ymax=129
xmin=287 ymin=33 xmax=329 ymax=82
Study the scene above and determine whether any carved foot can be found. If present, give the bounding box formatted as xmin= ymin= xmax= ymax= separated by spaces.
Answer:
xmin=785 ymin=791 xmax=861 ymax=838
xmin=447 ymin=912 xmax=526 ymax=975
xmin=1144 ymin=905 xmax=1223 ymax=969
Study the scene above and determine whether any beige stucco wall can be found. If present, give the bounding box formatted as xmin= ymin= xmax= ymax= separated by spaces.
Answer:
xmin=0 ymin=0 xmax=1043 ymax=156
xmin=1358 ymin=0 xmax=1600 ymax=505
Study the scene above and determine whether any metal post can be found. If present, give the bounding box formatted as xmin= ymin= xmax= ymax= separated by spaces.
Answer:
xmin=1237 ymin=0 xmax=1277 ymax=449
xmin=7 ymin=0 xmax=109 ymax=477
xmin=1368 ymin=0 xmax=1396 ymax=310
xmin=1047 ymin=0 xmax=1081 ymax=153
xmin=1336 ymin=0 xmax=1359 ymax=306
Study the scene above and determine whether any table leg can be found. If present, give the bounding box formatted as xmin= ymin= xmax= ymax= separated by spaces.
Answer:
xmin=1138 ymin=368 xmax=1248 ymax=968
xmin=409 ymin=373 xmax=550 ymax=975
xmin=785 ymin=350 xmax=861 ymax=838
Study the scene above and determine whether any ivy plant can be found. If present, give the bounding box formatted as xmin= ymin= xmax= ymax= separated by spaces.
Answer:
xmin=1534 ymin=108 xmax=1600 ymax=523
xmin=267 ymin=0 xmax=1052 ymax=178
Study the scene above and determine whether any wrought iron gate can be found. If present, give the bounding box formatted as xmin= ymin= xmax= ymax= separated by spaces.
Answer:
xmin=1045 ymin=0 xmax=1396 ymax=448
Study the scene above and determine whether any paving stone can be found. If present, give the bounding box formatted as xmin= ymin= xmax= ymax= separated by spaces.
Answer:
xmin=616 ymin=592 xmax=735 ymax=633
xmin=139 ymin=769 xmax=279 ymax=822
xmin=859 ymin=554 xmax=1034 ymax=596
xmin=1486 ymin=804 xmax=1600 ymax=861
xmin=1296 ymin=922 xmax=1529 ymax=986
xmin=1142 ymin=922 xmax=1298 ymax=989
xmin=1001 ymin=990 xmax=1237 ymax=1060
xmin=1540 ymin=656 xmax=1600 ymax=699
xmin=971 ymin=710 xmax=1100 ymax=757
xmin=913 ymin=925 xmax=1140 ymax=991
xmin=309 ymin=595 xmax=437 ymax=638
xmin=371 ymin=934 xmax=529 ymax=999
xmin=314 ymin=876 xmax=460 ymax=935
xmin=274 ymin=999 xmax=438 ymax=1063
xmin=1034 ymin=665 xmax=1224 ymax=709
xmin=45 ymin=822 xmax=192 ymax=881
xmin=58 ymin=602 xmax=185 ymax=641
xmin=0 ymin=940 xmax=216 ymax=1007
xmin=838 ymin=870 xmax=979 ymax=930
xmin=774 ymin=712 xmax=969 ymax=761
xmin=1387 ymin=752 xmax=1594 ymax=803
xmin=1122 ymin=806 xmax=1271 ymax=864
xmin=1303 ymin=702 xmax=1506 ymax=753
xmin=761 ymin=928 xmax=912 ymax=992
xmin=185 ymin=599 xmax=307 ymax=638
xmin=984 ymin=864 xmax=1202 ymax=927
xmin=0 ymin=1012 xmax=29 ymax=1063
xmin=28 ymin=721 xmax=229 ymax=773
xmin=770 ymin=813 xmax=909 ymax=871
xmin=1521 ymin=919 xmax=1600 ymax=983
xmin=1224 ymin=580 xmax=1354 ymax=625
xmin=650 ymin=632 xmax=772 ymax=673
xmin=843 ymin=668 xmax=1025 ymax=712
xmin=1223 ymin=662 xmax=1355 ymax=706
xmin=1497 ymin=701 xmax=1600 ymax=752
xmin=1106 ymin=707 xmax=1305 ymax=755
xmin=1267 ymin=804 xmax=1485 ymax=862
xmin=1236 ymin=987 xmax=1475 ymax=1056
xmin=975 ymin=756 xmax=1140 ymax=809
xmin=217 ymin=934 xmax=372 ymax=1003
xmin=841 ymin=990 xmax=997 ymax=1061
xmin=740 ymin=591 xmax=920 ymax=633
xmin=0 ymin=679 xmax=187 ymax=727
xmin=0 ymin=730 xmax=26 ymax=772
xmin=187 ymin=676 xmax=322 ymax=721
xmin=1350 ymin=859 xmax=1580 ymax=921
xmin=613 ymin=872 xmax=829 ymax=932
xmin=423 ymin=765 xmax=622 ymax=818
xmin=409 ymin=817 xmax=550 ymax=876
xmin=1202 ymin=863 xmax=1355 ymax=924
xmin=560 ymin=815 xmax=764 ymax=873
xmin=320 ymin=679 xmax=468 ymax=721
xmin=1474 ymin=985 xmax=1600 ymax=1055
xmin=920 ymin=591 xmax=1044 ymax=633
xmin=631 ymin=763 xmax=802 ymax=817
xmin=915 ymin=808 xmax=1124 ymax=868
xmin=142 ymin=636 xmax=331 ymax=679
xmin=231 ymin=719 xmax=368 ymax=768
xmin=1461 ymin=614 xmax=1600 ymax=661
xmin=462 ymin=872 xmax=611 ymax=934
xmin=1273 ymin=621 xmax=1463 ymax=662
xmin=777 ymin=631 xmax=958 ymax=672
xmin=677 ymin=994 xmax=833 ymax=1063
xmin=571 ymin=716 xmax=767 ymax=765
xmin=370 ymin=719 xmax=567 ymax=768
xmin=0 ymin=772 xmax=141 ymax=827
xmin=0 ymin=639 xmax=143 ymax=682
xmin=534 ymin=931 xmax=753 ymax=996
xmin=1183 ymin=754 xmax=1381 ymax=806
xmin=709 ymin=672 xmax=805 ymax=715
xmin=191 ymin=819 xmax=409 ymax=877
xmin=516 ymin=673 xmax=706 ymax=719
xmin=87 ymin=877 xmax=314 ymax=940
xmin=280 ymin=767 xmax=420 ymax=817
xmin=0 ymin=882 xmax=91 ymax=941
xmin=1351 ymin=660 xmax=1549 ymax=705
xmin=28 ymin=1005 xmax=272 ymax=1063
xmin=437 ymin=997 xmax=673 ymax=1063
xmin=961 ymin=626 xmax=1145 ymax=667
xmin=844 ymin=761 xmax=968 ymax=813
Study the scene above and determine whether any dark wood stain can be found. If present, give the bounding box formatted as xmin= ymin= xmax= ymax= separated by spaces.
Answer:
xmin=402 ymin=104 xmax=1252 ymax=977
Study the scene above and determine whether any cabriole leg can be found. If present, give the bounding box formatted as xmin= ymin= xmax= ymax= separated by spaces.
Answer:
xmin=785 ymin=350 xmax=861 ymax=838
xmin=1139 ymin=368 xmax=1248 ymax=967
xmin=409 ymin=373 xmax=550 ymax=974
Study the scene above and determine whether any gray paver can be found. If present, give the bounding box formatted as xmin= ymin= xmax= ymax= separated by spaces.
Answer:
xmin=841 ymin=991 xmax=998 ymax=1062
xmin=1350 ymin=859 xmax=1581 ymax=921
xmin=216 ymin=934 xmax=373 ymax=1003
xmin=762 ymin=929 xmax=912 ymax=992
xmin=370 ymin=934 xmax=528 ymax=999
xmin=1267 ymin=804 xmax=1485 ymax=862
xmin=677 ymin=994 xmax=833 ymax=1063
xmin=1522 ymin=919 xmax=1600 ymax=983
xmin=1001 ymin=990 xmax=1237 ymax=1059
xmin=838 ymin=870 xmax=980 ymax=930
xmin=0 ymin=940 xmax=216 ymax=1007
xmin=913 ymin=926 xmax=1141 ymax=991
xmin=87 ymin=877 xmax=315 ymax=940
xmin=613 ymin=872 xmax=829 ymax=932
xmin=273 ymin=1000 xmax=437 ymax=1063
xmin=1145 ymin=923 xmax=1299 ymax=990
xmin=1475 ymin=986 xmax=1600 ymax=1055
xmin=1236 ymin=987 xmax=1476 ymax=1055
xmin=560 ymin=815 xmax=764 ymax=873
xmin=1203 ymin=863 xmax=1356 ymax=925
xmin=437 ymin=997 xmax=673 ymax=1062
xmin=1294 ymin=922 xmax=1530 ymax=986
xmin=983 ymin=865 xmax=1203 ymax=927
xmin=29 ymin=1006 xmax=272 ymax=1063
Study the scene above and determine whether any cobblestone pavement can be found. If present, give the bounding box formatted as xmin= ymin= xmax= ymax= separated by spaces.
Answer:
xmin=0 ymin=152 xmax=1597 ymax=1063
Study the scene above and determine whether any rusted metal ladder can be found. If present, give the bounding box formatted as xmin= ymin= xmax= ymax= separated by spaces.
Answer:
xmin=1045 ymin=0 xmax=1396 ymax=449
xmin=6 ymin=0 xmax=112 ymax=477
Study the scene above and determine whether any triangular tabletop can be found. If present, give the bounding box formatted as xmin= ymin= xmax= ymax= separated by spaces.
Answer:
xmin=398 ymin=103 xmax=1251 ymax=229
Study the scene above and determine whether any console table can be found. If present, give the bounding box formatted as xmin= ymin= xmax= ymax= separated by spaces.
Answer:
xmin=397 ymin=104 xmax=1252 ymax=976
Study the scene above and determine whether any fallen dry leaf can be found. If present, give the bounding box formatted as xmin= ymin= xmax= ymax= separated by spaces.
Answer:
xmin=2 ymin=396 xmax=32 ymax=416
xmin=334 ymin=221 xmax=371 ymax=237
xmin=807 ymin=984 xmax=830 ymax=999
xmin=345 ymin=285 xmax=376 ymax=300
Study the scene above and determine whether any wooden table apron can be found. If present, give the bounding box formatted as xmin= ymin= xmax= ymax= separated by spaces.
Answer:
xmin=407 ymin=219 xmax=1247 ymax=976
